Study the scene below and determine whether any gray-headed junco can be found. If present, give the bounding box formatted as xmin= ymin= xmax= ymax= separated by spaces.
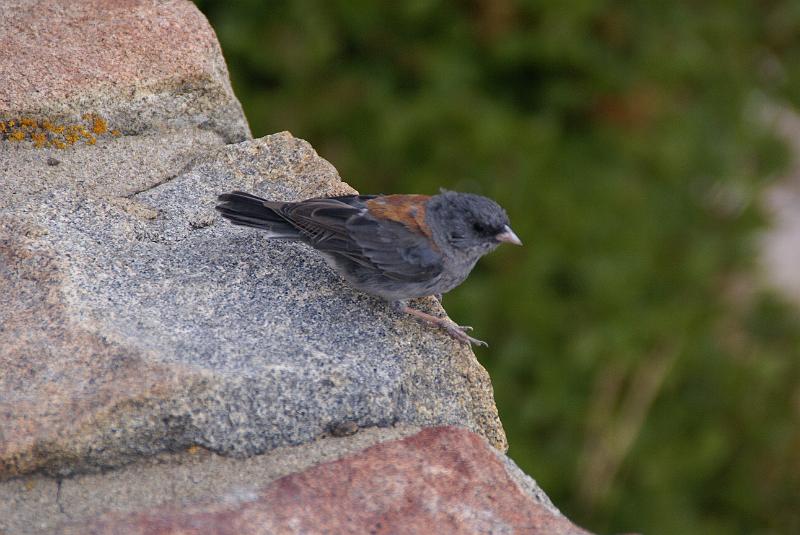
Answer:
xmin=216 ymin=190 xmax=521 ymax=346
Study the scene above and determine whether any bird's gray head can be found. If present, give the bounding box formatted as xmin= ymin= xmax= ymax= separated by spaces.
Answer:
xmin=427 ymin=190 xmax=521 ymax=258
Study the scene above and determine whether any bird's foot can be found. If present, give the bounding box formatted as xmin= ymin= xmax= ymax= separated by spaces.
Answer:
xmin=440 ymin=321 xmax=487 ymax=347
xmin=394 ymin=302 xmax=488 ymax=347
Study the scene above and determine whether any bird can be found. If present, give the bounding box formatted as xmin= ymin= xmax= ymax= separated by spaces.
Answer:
xmin=215 ymin=190 xmax=522 ymax=346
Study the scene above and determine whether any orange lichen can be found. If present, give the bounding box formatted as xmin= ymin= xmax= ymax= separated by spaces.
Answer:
xmin=2 ymin=113 xmax=116 ymax=148
xmin=90 ymin=115 xmax=108 ymax=135
xmin=31 ymin=132 xmax=47 ymax=148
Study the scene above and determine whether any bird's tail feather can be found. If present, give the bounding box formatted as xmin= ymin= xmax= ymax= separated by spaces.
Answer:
xmin=216 ymin=191 xmax=300 ymax=238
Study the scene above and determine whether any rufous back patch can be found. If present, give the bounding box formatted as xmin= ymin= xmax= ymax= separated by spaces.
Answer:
xmin=365 ymin=195 xmax=434 ymax=241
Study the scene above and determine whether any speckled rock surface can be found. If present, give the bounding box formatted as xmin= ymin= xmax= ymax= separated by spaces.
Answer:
xmin=1 ymin=132 xmax=506 ymax=481
xmin=0 ymin=0 xmax=249 ymax=144
xmin=0 ymin=0 xmax=250 ymax=210
xmin=53 ymin=428 xmax=588 ymax=535
xmin=0 ymin=129 xmax=227 ymax=210
xmin=0 ymin=426 xmax=422 ymax=534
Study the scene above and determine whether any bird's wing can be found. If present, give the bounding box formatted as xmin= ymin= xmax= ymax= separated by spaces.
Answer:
xmin=277 ymin=195 xmax=443 ymax=282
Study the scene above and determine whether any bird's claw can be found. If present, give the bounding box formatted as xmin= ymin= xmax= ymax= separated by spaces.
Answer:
xmin=397 ymin=303 xmax=487 ymax=347
xmin=443 ymin=323 xmax=487 ymax=347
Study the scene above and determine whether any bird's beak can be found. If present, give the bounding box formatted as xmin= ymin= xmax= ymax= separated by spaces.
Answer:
xmin=495 ymin=225 xmax=522 ymax=246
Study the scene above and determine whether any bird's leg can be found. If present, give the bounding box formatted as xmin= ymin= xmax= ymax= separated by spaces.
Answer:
xmin=392 ymin=301 xmax=488 ymax=347
xmin=430 ymin=293 xmax=446 ymax=318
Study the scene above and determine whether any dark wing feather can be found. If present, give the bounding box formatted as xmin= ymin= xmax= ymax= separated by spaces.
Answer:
xmin=276 ymin=195 xmax=443 ymax=282
xmin=344 ymin=215 xmax=443 ymax=282
xmin=278 ymin=197 xmax=366 ymax=254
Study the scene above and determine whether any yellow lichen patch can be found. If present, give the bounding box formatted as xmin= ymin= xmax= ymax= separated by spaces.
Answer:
xmin=90 ymin=115 xmax=108 ymax=135
xmin=2 ymin=113 xmax=116 ymax=148
xmin=42 ymin=119 xmax=64 ymax=134
xmin=31 ymin=132 xmax=47 ymax=148
xmin=64 ymin=124 xmax=87 ymax=145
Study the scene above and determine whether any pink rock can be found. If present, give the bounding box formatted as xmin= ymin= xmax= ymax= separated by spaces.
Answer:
xmin=0 ymin=0 xmax=249 ymax=142
xmin=65 ymin=427 xmax=589 ymax=535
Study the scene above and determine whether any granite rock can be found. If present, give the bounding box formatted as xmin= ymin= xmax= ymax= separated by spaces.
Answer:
xmin=0 ymin=426 xmax=422 ymax=534
xmin=1 ymin=128 xmax=227 ymax=210
xmin=55 ymin=427 xmax=588 ymax=535
xmin=1 ymin=132 xmax=506 ymax=480
xmin=0 ymin=0 xmax=250 ymax=144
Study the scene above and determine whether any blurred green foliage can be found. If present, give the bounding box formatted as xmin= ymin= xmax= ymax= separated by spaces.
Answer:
xmin=194 ymin=1 xmax=800 ymax=533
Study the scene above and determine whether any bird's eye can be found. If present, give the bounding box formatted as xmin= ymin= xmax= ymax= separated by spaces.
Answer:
xmin=472 ymin=222 xmax=487 ymax=234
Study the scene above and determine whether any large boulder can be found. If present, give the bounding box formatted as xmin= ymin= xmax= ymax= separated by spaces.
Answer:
xmin=1 ymin=132 xmax=506 ymax=479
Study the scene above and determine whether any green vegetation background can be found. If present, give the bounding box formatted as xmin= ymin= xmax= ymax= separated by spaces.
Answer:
xmin=194 ymin=2 xmax=800 ymax=533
